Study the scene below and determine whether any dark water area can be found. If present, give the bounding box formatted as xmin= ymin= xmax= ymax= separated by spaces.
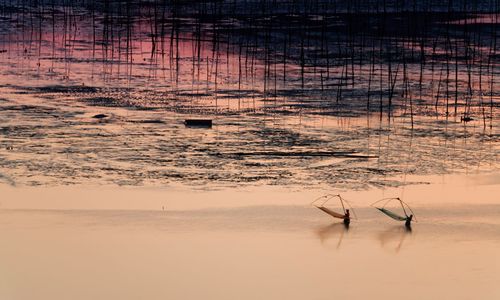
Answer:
xmin=1 ymin=0 xmax=499 ymax=115
xmin=0 ymin=0 xmax=498 ymax=187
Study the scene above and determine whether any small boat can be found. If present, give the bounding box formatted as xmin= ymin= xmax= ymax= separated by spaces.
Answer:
xmin=311 ymin=194 xmax=357 ymax=224
xmin=184 ymin=119 xmax=212 ymax=128
xmin=460 ymin=116 xmax=473 ymax=123
xmin=371 ymin=197 xmax=417 ymax=226
xmin=92 ymin=113 xmax=108 ymax=119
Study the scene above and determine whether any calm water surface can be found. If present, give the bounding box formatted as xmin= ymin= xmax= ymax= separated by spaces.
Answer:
xmin=0 ymin=1 xmax=499 ymax=299
xmin=1 ymin=174 xmax=500 ymax=300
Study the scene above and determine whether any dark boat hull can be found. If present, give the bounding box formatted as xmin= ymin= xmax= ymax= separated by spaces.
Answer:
xmin=184 ymin=119 xmax=212 ymax=128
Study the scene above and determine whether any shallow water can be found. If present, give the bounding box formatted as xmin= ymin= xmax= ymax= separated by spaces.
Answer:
xmin=0 ymin=84 xmax=498 ymax=189
xmin=1 ymin=174 xmax=499 ymax=300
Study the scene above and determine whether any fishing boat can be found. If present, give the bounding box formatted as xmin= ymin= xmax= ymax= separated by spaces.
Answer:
xmin=371 ymin=197 xmax=417 ymax=226
xmin=184 ymin=119 xmax=212 ymax=128
xmin=311 ymin=194 xmax=357 ymax=224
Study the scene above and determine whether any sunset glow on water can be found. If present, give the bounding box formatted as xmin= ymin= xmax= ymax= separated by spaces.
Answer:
xmin=0 ymin=1 xmax=499 ymax=299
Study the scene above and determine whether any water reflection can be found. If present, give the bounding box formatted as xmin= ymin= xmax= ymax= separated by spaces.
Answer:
xmin=315 ymin=222 xmax=349 ymax=250
xmin=0 ymin=1 xmax=498 ymax=121
xmin=377 ymin=225 xmax=413 ymax=253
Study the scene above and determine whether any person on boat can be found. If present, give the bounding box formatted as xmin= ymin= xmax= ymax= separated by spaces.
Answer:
xmin=343 ymin=209 xmax=350 ymax=225
xmin=405 ymin=214 xmax=413 ymax=227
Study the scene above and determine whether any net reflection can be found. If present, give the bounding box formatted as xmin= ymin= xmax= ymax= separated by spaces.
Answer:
xmin=315 ymin=222 xmax=350 ymax=250
xmin=377 ymin=225 xmax=413 ymax=253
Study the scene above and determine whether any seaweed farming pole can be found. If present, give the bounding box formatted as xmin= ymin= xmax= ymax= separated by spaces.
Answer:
xmin=463 ymin=2 xmax=473 ymax=119
xmin=197 ymin=8 xmax=203 ymax=90
xmin=175 ymin=11 xmax=180 ymax=87
xmin=282 ymin=18 xmax=289 ymax=86
xmin=377 ymin=6 xmax=387 ymax=121
xmin=191 ymin=15 xmax=198 ymax=92
xmin=418 ymin=3 xmax=427 ymax=115
xmin=37 ymin=0 xmax=44 ymax=63
xmin=402 ymin=40 xmax=408 ymax=113
xmin=490 ymin=8 xmax=498 ymax=129
xmin=367 ymin=36 xmax=375 ymax=111
xmin=346 ymin=5 xmax=355 ymax=89
xmin=479 ymin=38 xmax=486 ymax=129
xmin=250 ymin=29 xmax=256 ymax=93
xmin=356 ymin=3 xmax=365 ymax=78
xmin=244 ymin=24 xmax=250 ymax=81
xmin=125 ymin=0 xmax=133 ymax=80
xmin=445 ymin=40 xmax=451 ymax=116
xmin=336 ymin=60 xmax=345 ymax=104
xmin=319 ymin=12 xmax=325 ymax=92
xmin=273 ymin=37 xmax=277 ymax=104
xmin=238 ymin=35 xmax=243 ymax=109
xmin=90 ymin=0 xmax=96 ymax=63
xmin=388 ymin=60 xmax=400 ymax=122
xmin=386 ymin=37 xmax=393 ymax=118
xmin=212 ymin=4 xmax=220 ymax=112
xmin=435 ymin=61 xmax=444 ymax=110
xmin=379 ymin=41 xmax=383 ymax=121
xmin=454 ymin=36 xmax=459 ymax=116
xmin=409 ymin=81 xmax=414 ymax=129
xmin=168 ymin=2 xmax=176 ymax=83
xmin=150 ymin=0 xmax=159 ymax=62
xmin=263 ymin=16 xmax=270 ymax=100
xmin=477 ymin=2 xmax=486 ymax=119
xmin=300 ymin=18 xmax=305 ymax=90
xmin=225 ymin=20 xmax=231 ymax=78
xmin=159 ymin=0 xmax=167 ymax=76
xmin=325 ymin=10 xmax=331 ymax=81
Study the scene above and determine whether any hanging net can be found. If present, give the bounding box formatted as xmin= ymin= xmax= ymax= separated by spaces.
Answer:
xmin=376 ymin=207 xmax=407 ymax=221
xmin=316 ymin=206 xmax=347 ymax=219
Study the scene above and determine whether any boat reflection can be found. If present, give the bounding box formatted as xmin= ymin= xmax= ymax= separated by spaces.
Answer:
xmin=315 ymin=222 xmax=349 ymax=250
xmin=377 ymin=225 xmax=413 ymax=253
